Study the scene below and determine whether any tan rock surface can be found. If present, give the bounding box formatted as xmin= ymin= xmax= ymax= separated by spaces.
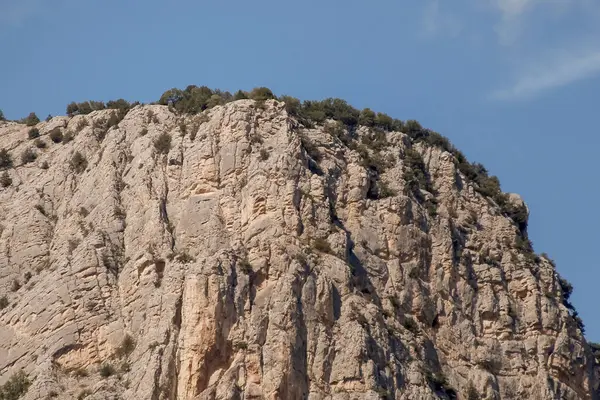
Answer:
xmin=0 ymin=100 xmax=597 ymax=399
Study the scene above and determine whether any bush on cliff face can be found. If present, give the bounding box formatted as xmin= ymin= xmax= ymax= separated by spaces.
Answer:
xmin=49 ymin=129 xmax=63 ymax=143
xmin=70 ymin=151 xmax=88 ymax=174
xmin=0 ymin=172 xmax=11 ymax=188
xmin=21 ymin=112 xmax=40 ymax=126
xmin=403 ymin=148 xmax=433 ymax=197
xmin=159 ymin=86 xmax=233 ymax=114
xmin=27 ymin=128 xmax=40 ymax=139
xmin=0 ymin=110 xmax=5 ymax=121
xmin=67 ymin=99 xmax=136 ymax=117
xmin=0 ymin=149 xmax=12 ymax=169
xmin=0 ymin=370 xmax=31 ymax=400
xmin=154 ymin=132 xmax=172 ymax=154
xmin=20 ymin=148 xmax=36 ymax=164
xmin=248 ymin=87 xmax=276 ymax=101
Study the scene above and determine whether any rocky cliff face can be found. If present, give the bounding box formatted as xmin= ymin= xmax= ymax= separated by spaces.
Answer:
xmin=0 ymin=100 xmax=597 ymax=400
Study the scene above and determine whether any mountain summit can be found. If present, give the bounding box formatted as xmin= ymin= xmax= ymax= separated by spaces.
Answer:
xmin=0 ymin=90 xmax=597 ymax=399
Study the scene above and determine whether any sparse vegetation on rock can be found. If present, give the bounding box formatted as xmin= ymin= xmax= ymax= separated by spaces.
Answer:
xmin=0 ymin=370 xmax=31 ymax=400
xmin=27 ymin=128 xmax=40 ymax=139
xmin=0 ymin=172 xmax=11 ymax=188
xmin=49 ymin=129 xmax=63 ymax=143
xmin=20 ymin=148 xmax=36 ymax=164
xmin=154 ymin=132 xmax=171 ymax=154
xmin=70 ymin=151 xmax=87 ymax=173
xmin=0 ymin=149 xmax=11 ymax=169
xmin=21 ymin=112 xmax=40 ymax=126
xmin=99 ymin=363 xmax=116 ymax=378
xmin=34 ymin=138 xmax=46 ymax=149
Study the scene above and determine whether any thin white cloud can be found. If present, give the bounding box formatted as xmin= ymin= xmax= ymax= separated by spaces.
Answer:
xmin=492 ymin=48 xmax=600 ymax=99
xmin=494 ymin=0 xmax=537 ymax=16
xmin=421 ymin=0 xmax=462 ymax=38
xmin=490 ymin=0 xmax=580 ymax=45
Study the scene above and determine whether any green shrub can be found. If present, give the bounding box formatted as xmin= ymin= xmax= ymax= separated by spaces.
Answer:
xmin=403 ymin=317 xmax=418 ymax=332
xmin=22 ymin=112 xmax=40 ymax=126
xmin=70 ymin=152 xmax=88 ymax=174
xmin=572 ymin=312 xmax=585 ymax=333
xmin=238 ymin=257 xmax=252 ymax=274
xmin=374 ymin=112 xmax=394 ymax=131
xmin=120 ymin=361 xmax=131 ymax=373
xmin=249 ymin=87 xmax=276 ymax=101
xmin=99 ymin=363 xmax=116 ymax=378
xmin=146 ymin=110 xmax=157 ymax=124
xmin=0 ymin=110 xmax=4 ymax=121
xmin=259 ymin=149 xmax=269 ymax=161
xmin=0 ymin=370 xmax=31 ymax=400
xmin=154 ymin=132 xmax=171 ymax=154
xmin=376 ymin=180 xmax=397 ymax=199
xmin=323 ymin=120 xmax=344 ymax=135
xmin=28 ymin=128 xmax=40 ymax=139
xmin=20 ymin=148 xmax=36 ymax=164
xmin=279 ymin=95 xmax=301 ymax=116
xmin=159 ymin=86 xmax=223 ymax=114
xmin=49 ymin=129 xmax=63 ymax=143
xmin=403 ymin=148 xmax=433 ymax=198
xmin=106 ymin=99 xmax=130 ymax=110
xmin=361 ymin=129 xmax=388 ymax=151
xmin=313 ymin=238 xmax=332 ymax=254
xmin=254 ymin=99 xmax=267 ymax=110
xmin=179 ymin=122 xmax=187 ymax=136
xmin=63 ymin=131 xmax=74 ymax=144
xmin=466 ymin=382 xmax=479 ymax=400
xmin=324 ymin=98 xmax=359 ymax=126
xmin=300 ymin=101 xmax=327 ymax=123
xmin=0 ymin=149 xmax=12 ymax=169
xmin=140 ymin=127 xmax=148 ymax=136
xmin=10 ymin=280 xmax=20 ymax=292
xmin=392 ymin=119 xmax=406 ymax=131
xmin=175 ymin=251 xmax=195 ymax=264
xmin=67 ymin=100 xmax=107 ymax=116
xmin=66 ymin=102 xmax=79 ymax=116
xmin=0 ymin=296 xmax=8 ymax=309
xmin=301 ymin=137 xmax=322 ymax=162
xmin=233 ymin=90 xmax=248 ymax=100
xmin=404 ymin=119 xmax=423 ymax=134
xmin=206 ymin=94 xmax=223 ymax=109
xmin=105 ymin=112 xmax=121 ymax=130
xmin=89 ymin=100 xmax=106 ymax=111
xmin=0 ymin=172 xmax=11 ymax=188
xmin=358 ymin=108 xmax=376 ymax=127
xmin=34 ymin=138 xmax=46 ymax=149
xmin=76 ymin=118 xmax=89 ymax=131
xmin=115 ymin=334 xmax=136 ymax=358
xmin=45 ymin=114 xmax=52 ymax=122
xmin=559 ymin=276 xmax=573 ymax=302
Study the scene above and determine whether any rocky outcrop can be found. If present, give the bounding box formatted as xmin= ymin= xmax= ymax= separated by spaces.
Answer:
xmin=0 ymin=100 xmax=597 ymax=399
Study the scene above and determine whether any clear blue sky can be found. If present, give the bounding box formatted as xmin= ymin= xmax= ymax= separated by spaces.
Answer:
xmin=1 ymin=0 xmax=598 ymax=341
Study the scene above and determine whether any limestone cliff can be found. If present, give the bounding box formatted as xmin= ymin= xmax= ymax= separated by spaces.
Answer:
xmin=0 ymin=99 xmax=597 ymax=399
